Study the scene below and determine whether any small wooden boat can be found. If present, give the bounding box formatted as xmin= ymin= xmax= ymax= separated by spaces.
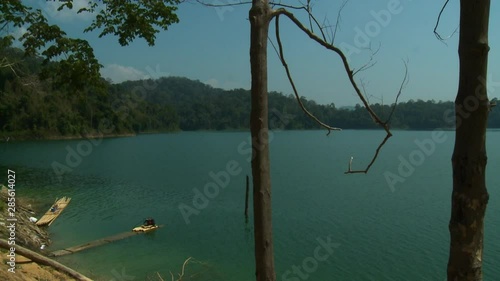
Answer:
xmin=132 ymin=225 xmax=160 ymax=232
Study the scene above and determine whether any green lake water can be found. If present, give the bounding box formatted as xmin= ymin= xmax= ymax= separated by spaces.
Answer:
xmin=1 ymin=130 xmax=500 ymax=281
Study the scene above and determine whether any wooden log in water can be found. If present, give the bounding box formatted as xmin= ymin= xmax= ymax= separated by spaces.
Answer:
xmin=50 ymin=225 xmax=164 ymax=257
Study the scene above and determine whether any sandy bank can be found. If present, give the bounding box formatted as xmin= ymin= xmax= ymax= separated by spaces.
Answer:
xmin=0 ymin=185 xmax=93 ymax=280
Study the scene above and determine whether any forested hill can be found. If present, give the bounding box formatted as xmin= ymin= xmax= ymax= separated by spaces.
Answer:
xmin=1 ymin=47 xmax=500 ymax=140
xmin=107 ymin=77 xmax=500 ymax=130
xmin=112 ymin=77 xmax=500 ymax=131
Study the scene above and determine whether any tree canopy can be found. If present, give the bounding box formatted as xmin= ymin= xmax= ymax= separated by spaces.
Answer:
xmin=1 ymin=0 xmax=180 ymax=91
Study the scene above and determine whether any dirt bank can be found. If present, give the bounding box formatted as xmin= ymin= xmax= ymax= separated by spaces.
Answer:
xmin=0 ymin=185 xmax=92 ymax=280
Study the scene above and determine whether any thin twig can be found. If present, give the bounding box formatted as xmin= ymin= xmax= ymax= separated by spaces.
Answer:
xmin=332 ymin=0 xmax=349 ymax=44
xmin=275 ymin=14 xmax=342 ymax=135
xmin=160 ymin=257 xmax=193 ymax=281
xmin=195 ymin=0 xmax=308 ymax=10
xmin=268 ymin=36 xmax=280 ymax=60
xmin=385 ymin=59 xmax=409 ymax=123
xmin=360 ymin=79 xmax=370 ymax=104
xmin=270 ymin=1 xmax=309 ymax=10
xmin=352 ymin=43 xmax=380 ymax=76
xmin=270 ymin=2 xmax=328 ymax=42
xmin=307 ymin=0 xmax=314 ymax=33
xmin=194 ymin=0 xmax=251 ymax=8
xmin=156 ymin=271 xmax=165 ymax=281
xmin=180 ymin=257 xmax=192 ymax=279
xmin=433 ymin=0 xmax=458 ymax=44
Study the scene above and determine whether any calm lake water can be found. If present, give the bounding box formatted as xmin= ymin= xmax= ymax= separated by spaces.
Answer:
xmin=1 ymin=130 xmax=500 ymax=281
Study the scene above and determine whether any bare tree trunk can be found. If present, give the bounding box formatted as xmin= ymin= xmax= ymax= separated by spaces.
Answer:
xmin=249 ymin=1 xmax=275 ymax=281
xmin=448 ymin=1 xmax=490 ymax=280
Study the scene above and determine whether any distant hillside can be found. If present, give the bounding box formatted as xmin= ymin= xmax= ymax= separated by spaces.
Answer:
xmin=1 ymin=46 xmax=500 ymax=140
xmin=112 ymin=76 xmax=500 ymax=131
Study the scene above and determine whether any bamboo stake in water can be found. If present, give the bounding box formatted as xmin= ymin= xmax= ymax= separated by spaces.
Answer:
xmin=245 ymin=175 xmax=249 ymax=220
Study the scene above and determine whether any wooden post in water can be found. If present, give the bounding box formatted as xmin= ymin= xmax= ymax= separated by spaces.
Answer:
xmin=244 ymin=175 xmax=250 ymax=221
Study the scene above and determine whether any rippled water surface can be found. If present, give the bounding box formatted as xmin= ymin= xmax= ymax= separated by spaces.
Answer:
xmin=1 ymin=130 xmax=500 ymax=280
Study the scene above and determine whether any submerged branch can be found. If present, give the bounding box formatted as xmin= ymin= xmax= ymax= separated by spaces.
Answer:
xmin=160 ymin=257 xmax=193 ymax=281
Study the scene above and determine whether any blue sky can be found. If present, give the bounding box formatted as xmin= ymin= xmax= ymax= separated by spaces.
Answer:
xmin=20 ymin=0 xmax=500 ymax=106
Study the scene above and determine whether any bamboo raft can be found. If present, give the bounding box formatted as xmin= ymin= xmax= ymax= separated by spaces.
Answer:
xmin=36 ymin=197 xmax=71 ymax=226
xmin=50 ymin=225 xmax=164 ymax=257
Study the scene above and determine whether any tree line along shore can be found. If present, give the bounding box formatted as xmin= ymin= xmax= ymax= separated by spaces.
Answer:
xmin=1 ymin=47 xmax=500 ymax=141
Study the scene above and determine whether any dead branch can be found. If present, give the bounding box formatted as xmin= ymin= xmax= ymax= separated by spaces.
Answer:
xmin=271 ymin=9 xmax=381 ymax=124
xmin=195 ymin=0 xmax=405 ymax=173
xmin=270 ymin=1 xmax=311 ymax=10
xmin=352 ymin=54 xmax=377 ymax=76
xmin=157 ymin=271 xmax=165 ymax=281
xmin=385 ymin=59 xmax=409 ymax=123
xmin=274 ymin=16 xmax=341 ymax=135
xmin=179 ymin=257 xmax=192 ymax=279
xmin=194 ymin=0 xmax=305 ymax=10
xmin=271 ymin=8 xmax=409 ymax=174
xmin=360 ymin=79 xmax=370 ymax=103
xmin=159 ymin=257 xmax=193 ymax=281
xmin=194 ymin=0 xmax=335 ymax=43
xmin=433 ymin=0 xmax=458 ymax=44
xmin=193 ymin=0 xmax=251 ymax=8
xmin=0 ymin=239 xmax=93 ymax=281
xmin=331 ymin=0 xmax=349 ymax=44
xmin=305 ymin=0 xmax=314 ymax=34
xmin=345 ymin=133 xmax=391 ymax=174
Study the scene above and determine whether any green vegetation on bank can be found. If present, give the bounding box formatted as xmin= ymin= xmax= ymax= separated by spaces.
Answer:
xmin=1 ymin=46 xmax=499 ymax=140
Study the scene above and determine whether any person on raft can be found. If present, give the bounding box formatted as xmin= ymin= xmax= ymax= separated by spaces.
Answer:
xmin=50 ymin=204 xmax=59 ymax=212
xmin=144 ymin=217 xmax=156 ymax=227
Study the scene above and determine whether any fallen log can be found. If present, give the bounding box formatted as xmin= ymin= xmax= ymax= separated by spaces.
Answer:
xmin=0 ymin=239 xmax=93 ymax=281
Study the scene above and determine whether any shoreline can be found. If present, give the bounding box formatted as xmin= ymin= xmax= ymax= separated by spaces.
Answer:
xmin=0 ymin=185 xmax=94 ymax=280
xmin=0 ymin=127 xmax=469 ymax=142
xmin=0 ymin=132 xmax=137 ymax=143
xmin=9 ymin=127 xmax=500 ymax=143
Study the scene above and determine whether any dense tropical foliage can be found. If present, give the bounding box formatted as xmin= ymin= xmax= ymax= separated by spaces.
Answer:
xmin=1 ymin=46 xmax=499 ymax=140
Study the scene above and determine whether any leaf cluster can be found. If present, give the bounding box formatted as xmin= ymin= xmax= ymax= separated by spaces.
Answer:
xmin=1 ymin=0 xmax=180 ymax=92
